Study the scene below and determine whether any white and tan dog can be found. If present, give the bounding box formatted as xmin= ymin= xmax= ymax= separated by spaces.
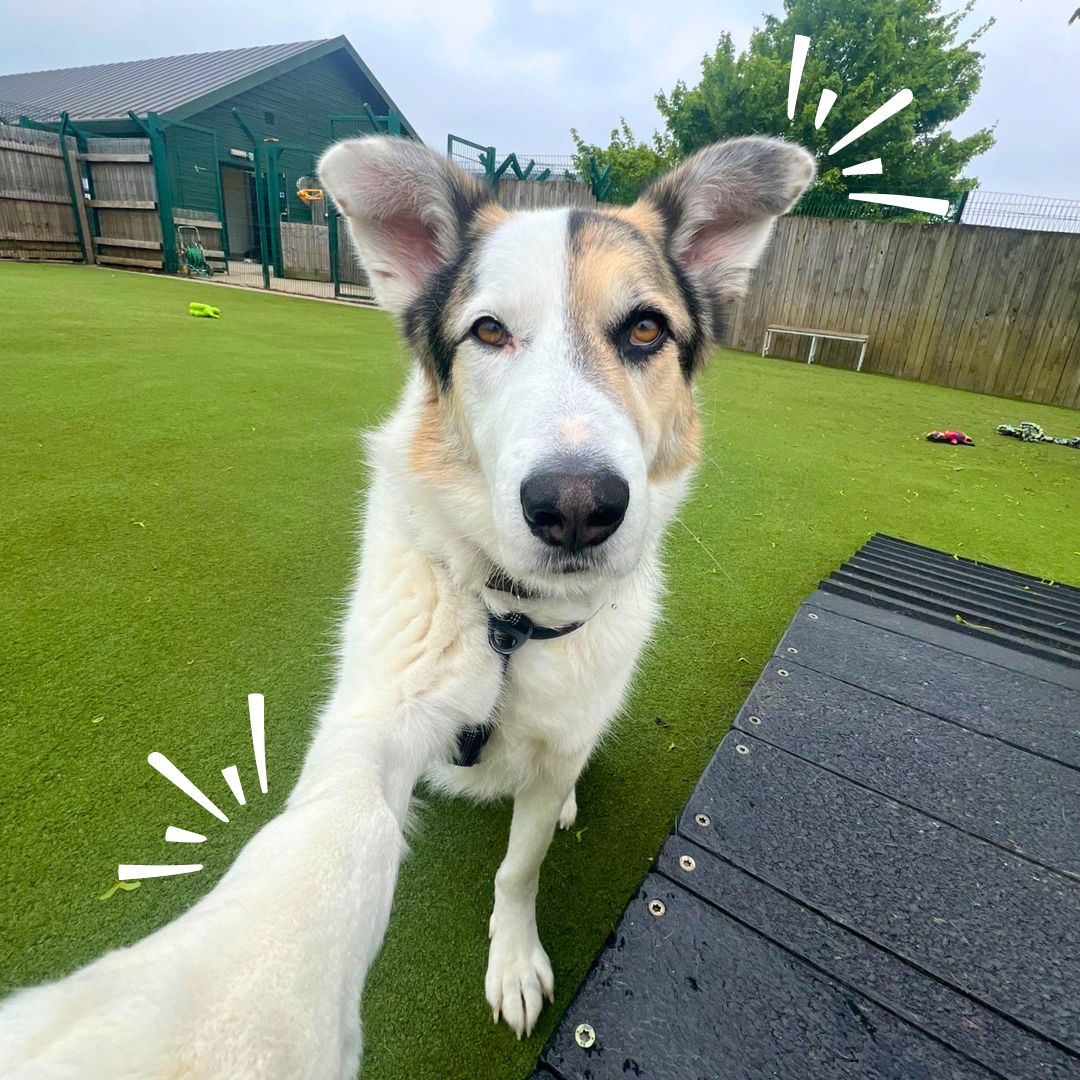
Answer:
xmin=0 ymin=135 xmax=813 ymax=1077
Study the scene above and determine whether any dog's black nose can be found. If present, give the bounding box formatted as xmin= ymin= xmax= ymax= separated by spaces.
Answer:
xmin=520 ymin=467 xmax=629 ymax=552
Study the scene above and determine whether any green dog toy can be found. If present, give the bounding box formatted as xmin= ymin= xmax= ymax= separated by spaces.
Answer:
xmin=188 ymin=302 xmax=221 ymax=319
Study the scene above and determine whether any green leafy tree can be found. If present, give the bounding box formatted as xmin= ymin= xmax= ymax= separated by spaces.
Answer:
xmin=575 ymin=0 xmax=995 ymax=204
xmin=656 ymin=0 xmax=995 ymax=201
xmin=570 ymin=120 xmax=675 ymax=206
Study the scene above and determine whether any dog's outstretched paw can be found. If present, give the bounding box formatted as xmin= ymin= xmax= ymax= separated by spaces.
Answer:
xmin=558 ymin=788 xmax=577 ymax=831
xmin=485 ymin=930 xmax=554 ymax=1039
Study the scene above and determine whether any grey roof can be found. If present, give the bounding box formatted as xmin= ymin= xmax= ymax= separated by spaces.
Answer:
xmin=0 ymin=39 xmax=344 ymax=122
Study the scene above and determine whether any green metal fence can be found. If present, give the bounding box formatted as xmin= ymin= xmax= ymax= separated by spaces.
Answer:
xmin=446 ymin=135 xmax=605 ymax=194
xmin=791 ymin=190 xmax=962 ymax=222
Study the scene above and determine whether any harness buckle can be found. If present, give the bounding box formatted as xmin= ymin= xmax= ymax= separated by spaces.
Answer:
xmin=488 ymin=612 xmax=534 ymax=656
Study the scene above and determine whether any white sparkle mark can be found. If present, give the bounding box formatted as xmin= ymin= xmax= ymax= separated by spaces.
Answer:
xmin=815 ymin=89 xmax=837 ymax=129
xmin=249 ymin=693 xmax=267 ymax=794
xmin=147 ymin=751 xmax=229 ymax=823
xmin=788 ymin=36 xmax=811 ymax=120
xmin=829 ymin=89 xmax=913 ymax=155
xmin=222 ymin=765 xmax=246 ymax=806
xmin=848 ymin=192 xmax=950 ymax=215
xmin=842 ymin=158 xmax=884 ymax=176
xmin=164 ymin=826 xmax=207 ymax=843
xmin=118 ymin=863 xmax=202 ymax=880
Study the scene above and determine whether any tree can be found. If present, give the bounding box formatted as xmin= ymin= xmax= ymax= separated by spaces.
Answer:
xmin=659 ymin=0 xmax=994 ymax=199
xmin=570 ymin=120 xmax=675 ymax=206
xmin=577 ymin=0 xmax=995 ymax=204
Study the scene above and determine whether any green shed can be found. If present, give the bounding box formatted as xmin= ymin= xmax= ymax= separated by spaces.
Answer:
xmin=0 ymin=37 xmax=417 ymax=274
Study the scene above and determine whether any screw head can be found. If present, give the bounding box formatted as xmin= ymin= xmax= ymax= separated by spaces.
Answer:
xmin=807 ymin=612 xmax=819 ymax=621
xmin=736 ymin=743 xmax=750 ymax=755
xmin=748 ymin=714 xmax=761 ymax=724
xmin=574 ymin=1023 xmax=596 ymax=1049
xmin=678 ymin=854 xmax=696 ymax=872
xmin=778 ymin=668 xmax=790 ymax=677
xmin=648 ymin=898 xmax=666 ymax=917
xmin=694 ymin=812 xmax=711 ymax=828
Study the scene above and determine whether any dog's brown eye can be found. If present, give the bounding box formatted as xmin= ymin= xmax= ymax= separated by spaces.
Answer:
xmin=630 ymin=317 xmax=662 ymax=346
xmin=472 ymin=317 xmax=509 ymax=347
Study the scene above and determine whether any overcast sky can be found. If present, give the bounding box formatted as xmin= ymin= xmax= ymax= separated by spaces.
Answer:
xmin=2 ymin=0 xmax=1077 ymax=198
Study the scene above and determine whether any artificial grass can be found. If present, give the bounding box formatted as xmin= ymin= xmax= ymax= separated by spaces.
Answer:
xmin=1 ymin=261 xmax=1077 ymax=1079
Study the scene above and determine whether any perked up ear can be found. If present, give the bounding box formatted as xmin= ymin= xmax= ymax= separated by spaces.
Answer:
xmin=639 ymin=137 xmax=816 ymax=329
xmin=319 ymin=136 xmax=495 ymax=317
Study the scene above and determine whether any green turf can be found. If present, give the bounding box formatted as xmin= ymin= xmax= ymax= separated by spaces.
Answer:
xmin=2 ymin=262 xmax=1077 ymax=1078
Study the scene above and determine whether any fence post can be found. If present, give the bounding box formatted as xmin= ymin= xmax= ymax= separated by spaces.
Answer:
xmin=265 ymin=143 xmax=283 ymax=278
xmin=57 ymin=113 xmax=93 ymax=265
xmin=128 ymin=111 xmax=177 ymax=274
xmin=327 ymin=203 xmax=342 ymax=299
xmin=232 ymin=108 xmax=271 ymax=290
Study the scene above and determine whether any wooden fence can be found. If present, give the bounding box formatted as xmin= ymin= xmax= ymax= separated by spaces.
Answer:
xmin=0 ymin=126 xmax=84 ymax=262
xmin=497 ymin=179 xmax=595 ymax=209
xmin=730 ymin=215 xmax=1080 ymax=409
xmin=4 ymin=125 xmax=1076 ymax=406
xmin=84 ymin=136 xmax=161 ymax=270
xmin=281 ymin=221 xmax=330 ymax=281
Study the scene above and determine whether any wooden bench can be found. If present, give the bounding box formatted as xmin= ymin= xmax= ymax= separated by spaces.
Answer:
xmin=762 ymin=324 xmax=869 ymax=372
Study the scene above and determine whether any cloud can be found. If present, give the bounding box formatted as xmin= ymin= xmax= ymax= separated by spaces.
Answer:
xmin=0 ymin=0 xmax=1074 ymax=194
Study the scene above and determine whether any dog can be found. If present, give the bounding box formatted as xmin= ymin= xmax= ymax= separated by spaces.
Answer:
xmin=0 ymin=134 xmax=813 ymax=1076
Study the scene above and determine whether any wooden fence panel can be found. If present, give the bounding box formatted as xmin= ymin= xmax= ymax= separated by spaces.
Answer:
xmin=0 ymin=125 xmax=81 ymax=261
xmin=281 ymin=221 xmax=329 ymax=281
xmin=335 ymin=216 xmax=369 ymax=289
xmin=497 ymin=179 xmax=595 ymax=209
xmin=83 ymin=137 xmax=162 ymax=269
xmin=730 ymin=216 xmax=1080 ymax=408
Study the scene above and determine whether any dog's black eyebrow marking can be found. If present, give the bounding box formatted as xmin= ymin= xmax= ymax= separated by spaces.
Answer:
xmin=445 ymin=173 xmax=496 ymax=232
xmin=567 ymin=208 xmax=650 ymax=252
xmin=404 ymin=238 xmax=477 ymax=390
xmin=666 ymin=254 xmax=705 ymax=377
xmin=641 ymin=178 xmax=683 ymax=238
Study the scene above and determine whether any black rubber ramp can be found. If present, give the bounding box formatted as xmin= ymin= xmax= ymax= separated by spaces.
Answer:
xmin=536 ymin=535 xmax=1080 ymax=1080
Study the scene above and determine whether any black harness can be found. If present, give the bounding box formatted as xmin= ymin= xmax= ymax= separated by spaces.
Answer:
xmin=454 ymin=585 xmax=584 ymax=767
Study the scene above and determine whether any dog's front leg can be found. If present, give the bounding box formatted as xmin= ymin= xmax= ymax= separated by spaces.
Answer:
xmin=485 ymin=756 xmax=581 ymax=1038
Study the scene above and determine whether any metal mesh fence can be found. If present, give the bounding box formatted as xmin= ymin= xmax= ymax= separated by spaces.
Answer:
xmin=959 ymin=191 xmax=1080 ymax=234
xmin=792 ymin=191 xmax=962 ymax=222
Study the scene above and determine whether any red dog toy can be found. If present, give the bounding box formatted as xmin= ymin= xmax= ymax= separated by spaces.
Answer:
xmin=927 ymin=430 xmax=974 ymax=445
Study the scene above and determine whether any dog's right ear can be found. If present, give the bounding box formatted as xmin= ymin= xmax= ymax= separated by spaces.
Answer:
xmin=319 ymin=137 xmax=495 ymax=316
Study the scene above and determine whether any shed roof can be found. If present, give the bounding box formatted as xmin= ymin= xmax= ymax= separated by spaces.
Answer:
xmin=0 ymin=37 xmax=417 ymax=136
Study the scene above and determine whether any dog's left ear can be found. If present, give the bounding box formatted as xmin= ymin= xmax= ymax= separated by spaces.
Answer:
xmin=639 ymin=137 xmax=816 ymax=335
xmin=319 ymin=136 xmax=494 ymax=316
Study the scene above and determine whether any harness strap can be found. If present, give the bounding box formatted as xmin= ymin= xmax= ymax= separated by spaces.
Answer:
xmin=454 ymin=611 xmax=582 ymax=767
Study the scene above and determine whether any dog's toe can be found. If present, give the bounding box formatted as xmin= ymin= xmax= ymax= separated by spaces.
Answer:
xmin=485 ymin=933 xmax=554 ymax=1038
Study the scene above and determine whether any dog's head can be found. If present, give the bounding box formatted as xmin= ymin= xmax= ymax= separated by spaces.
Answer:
xmin=320 ymin=137 xmax=814 ymax=591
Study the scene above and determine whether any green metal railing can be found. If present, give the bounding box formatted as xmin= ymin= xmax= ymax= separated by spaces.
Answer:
xmin=447 ymin=135 xmax=611 ymax=200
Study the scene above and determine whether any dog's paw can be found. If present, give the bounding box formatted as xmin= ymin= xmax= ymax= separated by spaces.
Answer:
xmin=558 ymin=788 xmax=577 ymax=831
xmin=485 ymin=929 xmax=554 ymax=1039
